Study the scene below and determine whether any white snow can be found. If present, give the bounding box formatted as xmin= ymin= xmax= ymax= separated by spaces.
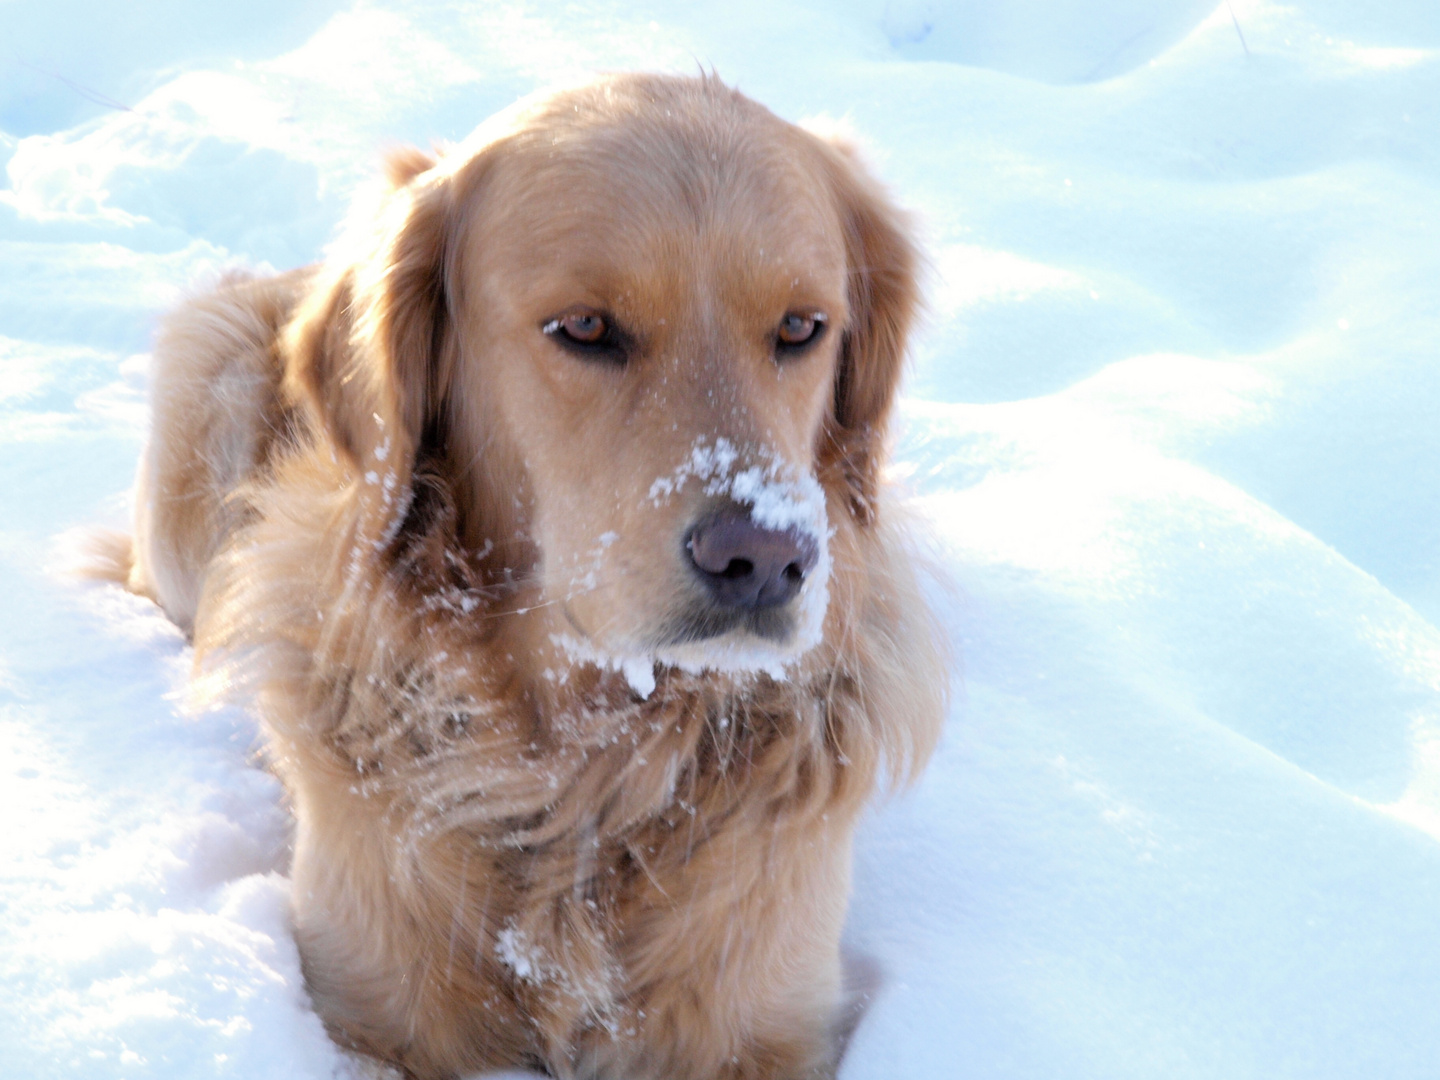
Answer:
xmin=5 ymin=1 xmax=1440 ymax=1077
xmin=618 ymin=657 xmax=658 ymax=702
xmin=727 ymin=463 xmax=827 ymax=539
xmin=495 ymin=923 xmax=548 ymax=985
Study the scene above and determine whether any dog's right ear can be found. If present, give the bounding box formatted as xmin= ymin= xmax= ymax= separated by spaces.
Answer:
xmin=281 ymin=147 xmax=455 ymax=545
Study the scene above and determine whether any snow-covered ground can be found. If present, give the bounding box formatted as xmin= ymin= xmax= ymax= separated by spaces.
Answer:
xmin=4 ymin=1 xmax=1440 ymax=1076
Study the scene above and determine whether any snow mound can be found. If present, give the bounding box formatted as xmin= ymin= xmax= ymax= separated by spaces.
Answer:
xmin=5 ymin=0 xmax=1440 ymax=1077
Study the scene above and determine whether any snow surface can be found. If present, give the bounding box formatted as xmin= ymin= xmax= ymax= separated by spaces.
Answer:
xmin=5 ymin=0 xmax=1440 ymax=1077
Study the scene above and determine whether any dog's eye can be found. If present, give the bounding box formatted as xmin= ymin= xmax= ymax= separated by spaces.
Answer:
xmin=542 ymin=310 xmax=627 ymax=362
xmin=776 ymin=312 xmax=826 ymax=355
xmin=558 ymin=313 xmax=606 ymax=343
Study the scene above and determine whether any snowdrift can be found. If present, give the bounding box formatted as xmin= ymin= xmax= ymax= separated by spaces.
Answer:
xmin=4 ymin=1 xmax=1440 ymax=1077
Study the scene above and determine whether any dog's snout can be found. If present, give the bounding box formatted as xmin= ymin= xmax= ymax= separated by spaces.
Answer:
xmin=686 ymin=506 xmax=818 ymax=610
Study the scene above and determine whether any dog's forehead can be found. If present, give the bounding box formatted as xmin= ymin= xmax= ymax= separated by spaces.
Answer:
xmin=466 ymin=95 xmax=847 ymax=300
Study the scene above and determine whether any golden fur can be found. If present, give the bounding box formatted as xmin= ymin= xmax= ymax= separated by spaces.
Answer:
xmin=113 ymin=74 xmax=945 ymax=1079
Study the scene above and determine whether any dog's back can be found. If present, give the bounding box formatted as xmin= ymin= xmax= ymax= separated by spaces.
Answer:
xmin=123 ymin=268 xmax=312 ymax=633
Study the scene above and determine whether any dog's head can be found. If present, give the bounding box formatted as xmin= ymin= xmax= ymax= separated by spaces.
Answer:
xmin=284 ymin=74 xmax=919 ymax=675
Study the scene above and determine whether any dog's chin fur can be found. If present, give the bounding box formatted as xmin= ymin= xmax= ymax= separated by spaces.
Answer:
xmin=582 ymin=576 xmax=830 ymax=687
xmin=110 ymin=73 xmax=947 ymax=1080
xmin=660 ymin=606 xmax=799 ymax=649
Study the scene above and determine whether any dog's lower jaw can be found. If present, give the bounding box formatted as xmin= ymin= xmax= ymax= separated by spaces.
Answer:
xmin=547 ymin=598 xmax=823 ymax=700
xmin=657 ymin=601 xmax=798 ymax=648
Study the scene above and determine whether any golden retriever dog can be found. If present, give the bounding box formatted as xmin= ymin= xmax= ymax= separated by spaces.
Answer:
xmin=112 ymin=73 xmax=944 ymax=1079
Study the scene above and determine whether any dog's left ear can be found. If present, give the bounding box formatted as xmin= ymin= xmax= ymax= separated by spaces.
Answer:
xmin=813 ymin=136 xmax=922 ymax=524
xmin=282 ymin=148 xmax=458 ymax=546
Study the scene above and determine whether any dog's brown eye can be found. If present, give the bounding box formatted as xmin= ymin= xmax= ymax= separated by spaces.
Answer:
xmin=542 ymin=310 xmax=628 ymax=362
xmin=560 ymin=313 xmax=606 ymax=343
xmin=776 ymin=312 xmax=826 ymax=354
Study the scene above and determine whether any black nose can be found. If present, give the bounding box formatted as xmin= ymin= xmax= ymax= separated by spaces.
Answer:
xmin=686 ymin=505 xmax=819 ymax=610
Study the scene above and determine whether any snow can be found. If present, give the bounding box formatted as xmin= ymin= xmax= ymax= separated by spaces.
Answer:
xmin=495 ymin=923 xmax=547 ymax=985
xmin=4 ymin=1 xmax=1440 ymax=1077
